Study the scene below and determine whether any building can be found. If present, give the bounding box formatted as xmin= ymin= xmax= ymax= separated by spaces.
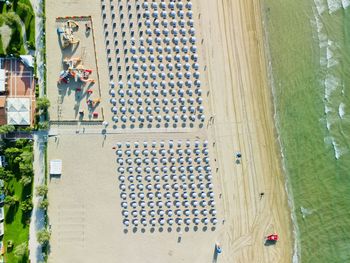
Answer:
xmin=0 ymin=57 xmax=35 ymax=126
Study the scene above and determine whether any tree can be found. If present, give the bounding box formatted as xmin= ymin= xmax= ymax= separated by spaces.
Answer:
xmin=36 ymin=185 xmax=48 ymax=197
xmin=37 ymin=229 xmax=50 ymax=246
xmin=21 ymin=199 xmax=33 ymax=213
xmin=19 ymin=162 xmax=33 ymax=177
xmin=0 ymin=125 xmax=15 ymax=134
xmin=39 ymin=199 xmax=49 ymax=210
xmin=38 ymin=121 xmax=49 ymax=130
xmin=36 ymin=97 xmax=50 ymax=111
xmin=4 ymin=195 xmax=19 ymax=207
xmin=4 ymin=147 xmax=22 ymax=163
xmin=20 ymin=150 xmax=32 ymax=164
xmin=0 ymin=168 xmax=15 ymax=182
xmin=19 ymin=175 xmax=32 ymax=186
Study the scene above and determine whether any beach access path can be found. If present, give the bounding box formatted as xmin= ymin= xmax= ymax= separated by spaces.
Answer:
xmin=197 ymin=0 xmax=293 ymax=262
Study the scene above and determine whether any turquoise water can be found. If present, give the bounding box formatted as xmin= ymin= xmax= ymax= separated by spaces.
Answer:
xmin=264 ymin=0 xmax=350 ymax=262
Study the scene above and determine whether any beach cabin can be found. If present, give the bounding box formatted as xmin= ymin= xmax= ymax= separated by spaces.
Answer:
xmin=50 ymin=159 xmax=62 ymax=176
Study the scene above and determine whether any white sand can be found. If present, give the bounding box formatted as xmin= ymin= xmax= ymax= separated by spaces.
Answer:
xmin=46 ymin=0 xmax=292 ymax=262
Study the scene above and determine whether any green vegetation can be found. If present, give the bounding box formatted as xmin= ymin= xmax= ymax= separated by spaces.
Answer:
xmin=0 ymin=0 xmax=35 ymax=55
xmin=35 ymin=96 xmax=50 ymax=130
xmin=0 ymin=139 xmax=34 ymax=262
xmin=0 ymin=125 xmax=15 ymax=135
xmin=36 ymin=97 xmax=50 ymax=112
xmin=37 ymin=229 xmax=50 ymax=246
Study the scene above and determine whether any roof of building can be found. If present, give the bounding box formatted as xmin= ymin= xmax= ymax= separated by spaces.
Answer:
xmin=50 ymin=159 xmax=62 ymax=175
xmin=6 ymin=98 xmax=31 ymax=125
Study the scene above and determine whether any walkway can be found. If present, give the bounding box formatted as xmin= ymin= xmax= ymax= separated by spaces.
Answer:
xmin=29 ymin=133 xmax=47 ymax=263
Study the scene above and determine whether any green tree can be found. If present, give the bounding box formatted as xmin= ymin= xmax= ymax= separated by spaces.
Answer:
xmin=19 ymin=162 xmax=33 ymax=177
xmin=36 ymin=97 xmax=50 ymax=111
xmin=38 ymin=121 xmax=49 ymax=130
xmin=4 ymin=147 xmax=22 ymax=163
xmin=36 ymin=185 xmax=48 ymax=197
xmin=37 ymin=229 xmax=50 ymax=246
xmin=19 ymin=175 xmax=32 ymax=186
xmin=0 ymin=167 xmax=15 ymax=182
xmin=39 ymin=199 xmax=49 ymax=210
xmin=20 ymin=150 xmax=32 ymax=164
xmin=0 ymin=125 xmax=15 ymax=134
xmin=21 ymin=199 xmax=33 ymax=213
xmin=4 ymin=195 xmax=19 ymax=207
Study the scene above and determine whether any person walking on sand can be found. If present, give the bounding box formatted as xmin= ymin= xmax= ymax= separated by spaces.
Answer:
xmin=260 ymin=192 xmax=265 ymax=200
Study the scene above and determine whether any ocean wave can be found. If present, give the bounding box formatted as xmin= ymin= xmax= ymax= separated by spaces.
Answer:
xmin=338 ymin=102 xmax=346 ymax=119
xmin=342 ymin=0 xmax=350 ymax=9
xmin=331 ymin=137 xmax=343 ymax=159
xmin=325 ymin=105 xmax=333 ymax=114
xmin=324 ymin=74 xmax=339 ymax=100
xmin=314 ymin=0 xmax=327 ymax=15
xmin=326 ymin=41 xmax=339 ymax=68
xmin=327 ymin=0 xmax=343 ymax=13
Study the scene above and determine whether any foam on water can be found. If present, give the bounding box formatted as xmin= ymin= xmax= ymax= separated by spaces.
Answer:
xmin=325 ymin=105 xmax=332 ymax=114
xmin=331 ymin=137 xmax=342 ymax=159
xmin=327 ymin=0 xmax=343 ymax=13
xmin=314 ymin=0 xmax=327 ymax=15
xmin=342 ymin=0 xmax=350 ymax=8
xmin=338 ymin=102 xmax=346 ymax=119
xmin=324 ymin=74 xmax=339 ymax=99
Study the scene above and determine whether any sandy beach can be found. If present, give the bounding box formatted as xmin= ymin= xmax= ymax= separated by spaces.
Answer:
xmin=46 ymin=0 xmax=293 ymax=262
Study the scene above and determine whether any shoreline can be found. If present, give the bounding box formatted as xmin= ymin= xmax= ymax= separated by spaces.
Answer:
xmin=197 ymin=0 xmax=294 ymax=261
xmin=260 ymin=2 xmax=300 ymax=262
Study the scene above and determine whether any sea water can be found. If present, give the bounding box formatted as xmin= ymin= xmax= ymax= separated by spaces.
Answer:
xmin=263 ymin=0 xmax=350 ymax=262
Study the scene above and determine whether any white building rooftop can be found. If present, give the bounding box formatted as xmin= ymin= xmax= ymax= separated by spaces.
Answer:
xmin=6 ymin=97 xmax=31 ymax=125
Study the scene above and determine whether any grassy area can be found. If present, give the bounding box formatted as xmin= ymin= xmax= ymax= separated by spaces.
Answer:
xmin=0 ymin=139 xmax=34 ymax=263
xmin=0 ymin=0 xmax=35 ymax=55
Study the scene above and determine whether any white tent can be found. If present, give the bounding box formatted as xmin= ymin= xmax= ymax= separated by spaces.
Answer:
xmin=6 ymin=98 xmax=31 ymax=125
xmin=20 ymin=55 xmax=34 ymax=68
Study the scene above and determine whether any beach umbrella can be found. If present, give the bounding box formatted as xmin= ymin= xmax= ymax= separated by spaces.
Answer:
xmin=212 ymin=218 xmax=218 ymax=225
xmin=122 ymin=210 xmax=129 ymax=217
xmin=123 ymin=219 xmax=130 ymax=226
xmin=148 ymin=200 xmax=155 ymax=208
xmin=193 ymin=218 xmax=200 ymax=225
xmin=211 ymin=209 xmax=217 ymax=216
xmin=185 ymin=218 xmax=191 ymax=225
xmin=149 ymin=209 xmax=156 ymax=217
xmin=209 ymin=200 xmax=216 ymax=207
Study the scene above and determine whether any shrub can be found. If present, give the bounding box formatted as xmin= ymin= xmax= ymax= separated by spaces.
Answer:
xmin=37 ymin=229 xmax=50 ymax=246
xmin=20 ymin=199 xmax=33 ymax=213
xmin=39 ymin=199 xmax=49 ymax=210
xmin=36 ymin=185 xmax=48 ymax=197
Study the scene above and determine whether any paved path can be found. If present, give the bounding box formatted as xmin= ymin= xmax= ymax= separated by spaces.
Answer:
xmin=29 ymin=133 xmax=46 ymax=263
xmin=29 ymin=1 xmax=45 ymax=261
